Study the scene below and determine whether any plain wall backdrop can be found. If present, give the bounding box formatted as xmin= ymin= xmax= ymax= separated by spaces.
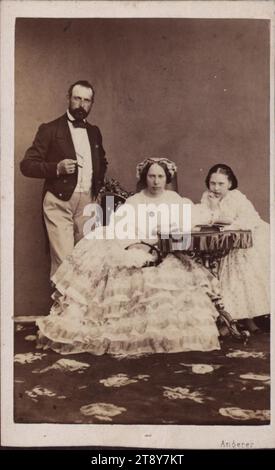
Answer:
xmin=15 ymin=18 xmax=270 ymax=316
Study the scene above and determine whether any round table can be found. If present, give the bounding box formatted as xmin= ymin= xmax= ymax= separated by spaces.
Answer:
xmin=158 ymin=229 xmax=253 ymax=278
xmin=157 ymin=229 xmax=253 ymax=342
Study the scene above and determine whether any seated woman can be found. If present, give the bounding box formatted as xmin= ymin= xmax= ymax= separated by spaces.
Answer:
xmin=36 ymin=157 xmax=221 ymax=356
xmin=198 ymin=163 xmax=270 ymax=334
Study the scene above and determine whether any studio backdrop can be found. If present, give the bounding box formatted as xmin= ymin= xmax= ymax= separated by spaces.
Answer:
xmin=15 ymin=18 xmax=270 ymax=316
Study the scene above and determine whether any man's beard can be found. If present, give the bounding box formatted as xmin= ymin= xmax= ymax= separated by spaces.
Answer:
xmin=69 ymin=106 xmax=89 ymax=121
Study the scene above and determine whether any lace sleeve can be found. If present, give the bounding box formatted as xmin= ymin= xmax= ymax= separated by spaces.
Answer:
xmin=231 ymin=191 xmax=261 ymax=230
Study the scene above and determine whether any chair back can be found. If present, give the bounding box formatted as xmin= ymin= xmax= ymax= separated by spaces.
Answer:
xmin=100 ymin=193 xmax=127 ymax=226
xmin=98 ymin=179 xmax=133 ymax=226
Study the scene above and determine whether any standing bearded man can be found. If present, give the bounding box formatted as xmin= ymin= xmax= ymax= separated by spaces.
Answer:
xmin=20 ymin=80 xmax=107 ymax=276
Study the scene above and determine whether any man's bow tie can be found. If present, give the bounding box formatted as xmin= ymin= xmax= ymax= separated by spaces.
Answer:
xmin=68 ymin=117 xmax=87 ymax=129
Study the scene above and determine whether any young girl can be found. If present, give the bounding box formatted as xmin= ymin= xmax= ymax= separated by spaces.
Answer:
xmin=199 ymin=163 xmax=270 ymax=333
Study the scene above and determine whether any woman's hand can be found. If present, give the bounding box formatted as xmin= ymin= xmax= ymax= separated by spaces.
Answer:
xmin=223 ymin=222 xmax=241 ymax=230
xmin=169 ymin=222 xmax=181 ymax=233
xmin=207 ymin=191 xmax=220 ymax=211
xmin=152 ymin=222 xmax=179 ymax=237
xmin=214 ymin=216 xmax=234 ymax=224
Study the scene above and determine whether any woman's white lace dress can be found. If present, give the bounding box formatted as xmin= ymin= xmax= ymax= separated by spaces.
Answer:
xmin=199 ymin=189 xmax=270 ymax=320
xmin=36 ymin=190 xmax=220 ymax=356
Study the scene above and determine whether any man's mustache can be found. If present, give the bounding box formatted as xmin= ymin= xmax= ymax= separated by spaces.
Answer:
xmin=74 ymin=107 xmax=86 ymax=115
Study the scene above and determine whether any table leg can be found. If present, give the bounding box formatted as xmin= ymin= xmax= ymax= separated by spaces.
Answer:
xmin=172 ymin=251 xmax=249 ymax=343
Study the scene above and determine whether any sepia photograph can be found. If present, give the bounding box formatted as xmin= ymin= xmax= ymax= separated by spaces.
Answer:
xmin=1 ymin=0 xmax=274 ymax=449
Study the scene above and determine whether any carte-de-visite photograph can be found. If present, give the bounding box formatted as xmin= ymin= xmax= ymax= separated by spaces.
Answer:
xmin=13 ymin=15 xmax=271 ymax=429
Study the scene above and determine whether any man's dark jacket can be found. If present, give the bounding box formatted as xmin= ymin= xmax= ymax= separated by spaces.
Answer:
xmin=20 ymin=113 xmax=107 ymax=200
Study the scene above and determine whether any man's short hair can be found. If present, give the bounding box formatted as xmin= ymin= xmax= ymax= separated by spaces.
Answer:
xmin=68 ymin=80 xmax=95 ymax=102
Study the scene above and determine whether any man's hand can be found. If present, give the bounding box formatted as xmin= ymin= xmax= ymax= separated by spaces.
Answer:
xmin=57 ymin=159 xmax=77 ymax=175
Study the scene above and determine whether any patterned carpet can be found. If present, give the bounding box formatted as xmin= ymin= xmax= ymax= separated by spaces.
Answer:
xmin=14 ymin=318 xmax=270 ymax=425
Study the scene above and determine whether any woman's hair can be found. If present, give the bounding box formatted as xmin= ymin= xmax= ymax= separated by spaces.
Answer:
xmin=138 ymin=161 xmax=172 ymax=188
xmin=137 ymin=157 xmax=177 ymax=189
xmin=205 ymin=164 xmax=238 ymax=190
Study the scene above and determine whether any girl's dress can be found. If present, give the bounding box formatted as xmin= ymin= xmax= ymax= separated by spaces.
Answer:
xmin=199 ymin=189 xmax=270 ymax=320
xmin=36 ymin=190 xmax=220 ymax=356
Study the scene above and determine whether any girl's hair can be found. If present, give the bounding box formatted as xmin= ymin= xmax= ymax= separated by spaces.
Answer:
xmin=205 ymin=164 xmax=238 ymax=190
xmin=138 ymin=161 xmax=172 ymax=188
